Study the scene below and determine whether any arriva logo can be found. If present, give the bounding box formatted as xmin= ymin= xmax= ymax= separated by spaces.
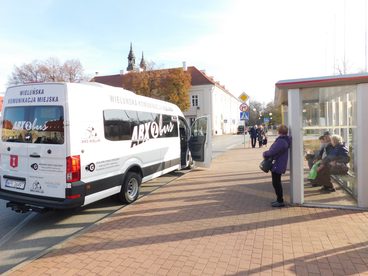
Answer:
xmin=131 ymin=121 xmax=174 ymax=147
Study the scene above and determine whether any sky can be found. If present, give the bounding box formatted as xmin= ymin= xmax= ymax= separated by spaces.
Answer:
xmin=1 ymin=0 xmax=368 ymax=102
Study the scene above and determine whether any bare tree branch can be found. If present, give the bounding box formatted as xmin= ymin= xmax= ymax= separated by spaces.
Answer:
xmin=8 ymin=57 xmax=88 ymax=86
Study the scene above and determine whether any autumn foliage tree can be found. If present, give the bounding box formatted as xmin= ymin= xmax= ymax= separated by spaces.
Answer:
xmin=8 ymin=57 xmax=88 ymax=85
xmin=123 ymin=69 xmax=163 ymax=98
xmin=159 ymin=69 xmax=191 ymax=111
xmin=123 ymin=67 xmax=191 ymax=111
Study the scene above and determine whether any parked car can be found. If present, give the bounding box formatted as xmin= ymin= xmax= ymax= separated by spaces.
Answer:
xmin=237 ymin=125 xmax=247 ymax=134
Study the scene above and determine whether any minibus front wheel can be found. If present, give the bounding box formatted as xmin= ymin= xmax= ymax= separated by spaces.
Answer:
xmin=118 ymin=171 xmax=141 ymax=204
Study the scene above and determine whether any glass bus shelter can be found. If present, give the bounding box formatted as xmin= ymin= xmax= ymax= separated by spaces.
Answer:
xmin=275 ymin=74 xmax=368 ymax=208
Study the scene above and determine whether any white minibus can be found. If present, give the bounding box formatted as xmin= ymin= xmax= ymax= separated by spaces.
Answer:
xmin=0 ymin=82 xmax=211 ymax=212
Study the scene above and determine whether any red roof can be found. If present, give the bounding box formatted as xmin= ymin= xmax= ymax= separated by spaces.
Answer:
xmin=90 ymin=66 xmax=239 ymax=101
xmin=91 ymin=66 xmax=216 ymax=87
xmin=276 ymin=73 xmax=368 ymax=89
xmin=187 ymin=66 xmax=215 ymax=86
xmin=91 ymin=74 xmax=123 ymax=88
xmin=275 ymin=73 xmax=368 ymax=105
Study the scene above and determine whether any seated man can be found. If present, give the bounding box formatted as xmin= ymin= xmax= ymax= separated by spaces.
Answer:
xmin=306 ymin=135 xmax=326 ymax=170
xmin=314 ymin=134 xmax=350 ymax=192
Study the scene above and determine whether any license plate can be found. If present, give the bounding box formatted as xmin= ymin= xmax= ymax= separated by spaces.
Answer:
xmin=5 ymin=179 xmax=25 ymax=190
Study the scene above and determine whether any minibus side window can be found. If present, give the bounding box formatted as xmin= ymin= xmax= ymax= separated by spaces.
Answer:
xmin=103 ymin=109 xmax=178 ymax=141
xmin=162 ymin=115 xmax=178 ymax=138
xmin=137 ymin=111 xmax=156 ymax=124
xmin=104 ymin=110 xmax=137 ymax=141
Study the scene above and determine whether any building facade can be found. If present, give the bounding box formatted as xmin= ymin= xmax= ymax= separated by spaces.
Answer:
xmin=181 ymin=66 xmax=242 ymax=135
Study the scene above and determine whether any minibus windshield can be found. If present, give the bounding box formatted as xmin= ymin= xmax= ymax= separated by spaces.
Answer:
xmin=2 ymin=106 xmax=64 ymax=144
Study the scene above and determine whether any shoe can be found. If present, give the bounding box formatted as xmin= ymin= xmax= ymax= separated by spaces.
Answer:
xmin=271 ymin=200 xmax=278 ymax=205
xmin=320 ymin=186 xmax=336 ymax=193
xmin=271 ymin=201 xmax=285 ymax=207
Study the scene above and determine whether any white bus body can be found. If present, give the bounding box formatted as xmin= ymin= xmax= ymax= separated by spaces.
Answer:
xmin=0 ymin=82 xmax=211 ymax=212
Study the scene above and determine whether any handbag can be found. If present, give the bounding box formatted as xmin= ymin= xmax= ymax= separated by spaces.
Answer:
xmin=259 ymin=157 xmax=273 ymax=173
xmin=330 ymin=162 xmax=349 ymax=175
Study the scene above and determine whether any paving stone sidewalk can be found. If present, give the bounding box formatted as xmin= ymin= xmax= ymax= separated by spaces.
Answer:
xmin=7 ymin=145 xmax=368 ymax=276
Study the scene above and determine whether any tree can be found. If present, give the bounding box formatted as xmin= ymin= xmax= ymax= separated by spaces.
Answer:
xmin=123 ymin=66 xmax=191 ymax=111
xmin=263 ymin=102 xmax=282 ymax=127
xmin=62 ymin=59 xmax=85 ymax=82
xmin=248 ymin=100 xmax=282 ymax=126
xmin=123 ymin=69 xmax=163 ymax=98
xmin=8 ymin=57 xmax=88 ymax=85
xmin=159 ymin=68 xmax=191 ymax=111
xmin=248 ymin=100 xmax=264 ymax=126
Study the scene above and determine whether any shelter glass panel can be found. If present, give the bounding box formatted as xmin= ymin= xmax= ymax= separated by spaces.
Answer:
xmin=301 ymin=85 xmax=357 ymax=206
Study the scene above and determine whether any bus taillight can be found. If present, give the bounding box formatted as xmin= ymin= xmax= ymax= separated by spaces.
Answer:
xmin=66 ymin=155 xmax=81 ymax=183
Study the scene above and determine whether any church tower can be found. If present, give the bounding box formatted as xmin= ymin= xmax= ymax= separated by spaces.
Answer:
xmin=127 ymin=43 xmax=136 ymax=71
xmin=140 ymin=52 xmax=147 ymax=71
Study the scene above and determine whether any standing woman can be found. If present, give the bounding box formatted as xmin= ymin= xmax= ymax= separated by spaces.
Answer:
xmin=262 ymin=125 xmax=291 ymax=207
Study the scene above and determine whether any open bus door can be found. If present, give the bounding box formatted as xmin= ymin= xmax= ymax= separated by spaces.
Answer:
xmin=188 ymin=115 xmax=212 ymax=168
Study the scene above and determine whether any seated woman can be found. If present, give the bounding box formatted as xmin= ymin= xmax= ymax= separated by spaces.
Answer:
xmin=314 ymin=134 xmax=350 ymax=192
xmin=308 ymin=133 xmax=334 ymax=186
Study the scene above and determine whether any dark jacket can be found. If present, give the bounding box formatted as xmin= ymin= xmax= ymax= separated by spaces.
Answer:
xmin=249 ymin=127 xmax=257 ymax=138
xmin=263 ymin=135 xmax=291 ymax=174
xmin=257 ymin=128 xmax=265 ymax=141
xmin=324 ymin=143 xmax=350 ymax=164
xmin=317 ymin=143 xmax=333 ymax=160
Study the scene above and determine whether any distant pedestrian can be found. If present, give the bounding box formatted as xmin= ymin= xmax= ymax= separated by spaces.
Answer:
xmin=249 ymin=125 xmax=257 ymax=148
xmin=262 ymin=125 xmax=291 ymax=207
xmin=257 ymin=125 xmax=265 ymax=148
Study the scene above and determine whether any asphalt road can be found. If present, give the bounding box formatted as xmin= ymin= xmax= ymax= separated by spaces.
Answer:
xmin=0 ymin=134 xmax=246 ymax=274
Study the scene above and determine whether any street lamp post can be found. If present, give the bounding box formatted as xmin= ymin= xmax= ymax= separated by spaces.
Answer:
xmin=268 ymin=112 xmax=273 ymax=128
xmin=251 ymin=108 xmax=256 ymax=126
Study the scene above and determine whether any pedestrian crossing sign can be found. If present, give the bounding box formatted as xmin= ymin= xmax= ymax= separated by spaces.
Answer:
xmin=240 ymin=111 xmax=249 ymax=121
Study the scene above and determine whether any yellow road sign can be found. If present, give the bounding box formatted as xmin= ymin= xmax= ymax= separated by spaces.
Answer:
xmin=239 ymin=92 xmax=249 ymax=102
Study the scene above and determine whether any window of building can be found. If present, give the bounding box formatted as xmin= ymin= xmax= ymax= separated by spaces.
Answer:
xmin=191 ymin=95 xmax=199 ymax=107
xmin=189 ymin=117 xmax=196 ymax=126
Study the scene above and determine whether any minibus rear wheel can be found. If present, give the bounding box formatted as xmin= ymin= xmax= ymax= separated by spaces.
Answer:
xmin=118 ymin=172 xmax=141 ymax=204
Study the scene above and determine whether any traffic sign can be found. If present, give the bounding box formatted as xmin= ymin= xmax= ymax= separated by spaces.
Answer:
xmin=239 ymin=92 xmax=249 ymax=102
xmin=240 ymin=111 xmax=249 ymax=121
xmin=239 ymin=103 xmax=249 ymax=112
